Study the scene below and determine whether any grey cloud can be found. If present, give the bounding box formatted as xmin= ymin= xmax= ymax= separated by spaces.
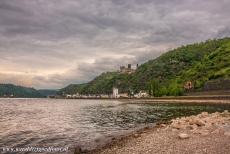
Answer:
xmin=0 ymin=0 xmax=230 ymax=88
xmin=216 ymin=27 xmax=230 ymax=38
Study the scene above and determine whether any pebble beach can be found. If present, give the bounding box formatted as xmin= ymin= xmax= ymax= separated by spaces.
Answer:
xmin=90 ymin=111 xmax=230 ymax=154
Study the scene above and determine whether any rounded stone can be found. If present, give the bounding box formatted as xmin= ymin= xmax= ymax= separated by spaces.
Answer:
xmin=178 ymin=133 xmax=189 ymax=139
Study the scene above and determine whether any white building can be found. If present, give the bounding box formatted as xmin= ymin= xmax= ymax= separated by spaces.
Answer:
xmin=112 ymin=87 xmax=119 ymax=98
xmin=119 ymin=93 xmax=129 ymax=98
xmin=134 ymin=91 xmax=149 ymax=98
xmin=66 ymin=94 xmax=72 ymax=98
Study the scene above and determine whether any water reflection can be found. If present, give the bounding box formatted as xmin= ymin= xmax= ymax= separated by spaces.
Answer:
xmin=85 ymin=103 xmax=230 ymax=129
xmin=0 ymin=99 xmax=229 ymax=153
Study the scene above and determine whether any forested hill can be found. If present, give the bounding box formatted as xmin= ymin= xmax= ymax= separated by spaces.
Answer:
xmin=0 ymin=84 xmax=44 ymax=98
xmin=60 ymin=38 xmax=230 ymax=96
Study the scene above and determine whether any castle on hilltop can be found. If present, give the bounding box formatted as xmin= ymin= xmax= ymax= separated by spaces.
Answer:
xmin=119 ymin=64 xmax=138 ymax=74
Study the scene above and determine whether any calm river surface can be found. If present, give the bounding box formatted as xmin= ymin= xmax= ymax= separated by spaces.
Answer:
xmin=0 ymin=98 xmax=229 ymax=153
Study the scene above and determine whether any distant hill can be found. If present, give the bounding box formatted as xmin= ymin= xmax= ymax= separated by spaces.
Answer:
xmin=0 ymin=84 xmax=44 ymax=98
xmin=60 ymin=38 xmax=230 ymax=96
xmin=38 ymin=89 xmax=58 ymax=97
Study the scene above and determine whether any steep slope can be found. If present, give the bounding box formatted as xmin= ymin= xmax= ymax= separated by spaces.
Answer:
xmin=60 ymin=38 xmax=230 ymax=96
xmin=177 ymin=40 xmax=230 ymax=90
xmin=132 ymin=38 xmax=229 ymax=91
xmin=0 ymin=84 xmax=44 ymax=98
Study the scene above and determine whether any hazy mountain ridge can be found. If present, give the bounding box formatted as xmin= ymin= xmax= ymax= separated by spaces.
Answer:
xmin=38 ymin=89 xmax=58 ymax=97
xmin=0 ymin=84 xmax=44 ymax=98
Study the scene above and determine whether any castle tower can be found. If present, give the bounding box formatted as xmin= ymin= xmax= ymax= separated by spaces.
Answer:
xmin=128 ymin=64 xmax=131 ymax=69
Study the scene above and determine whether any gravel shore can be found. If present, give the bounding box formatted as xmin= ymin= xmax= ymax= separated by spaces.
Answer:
xmin=91 ymin=111 xmax=230 ymax=154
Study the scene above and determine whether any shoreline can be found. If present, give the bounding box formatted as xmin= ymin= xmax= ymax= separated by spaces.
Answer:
xmin=2 ymin=95 xmax=230 ymax=104
xmin=81 ymin=111 xmax=230 ymax=154
xmin=54 ymin=95 xmax=230 ymax=104
xmin=121 ymin=98 xmax=230 ymax=104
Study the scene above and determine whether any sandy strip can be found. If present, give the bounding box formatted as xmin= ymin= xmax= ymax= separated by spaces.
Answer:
xmin=116 ymin=95 xmax=230 ymax=104
xmin=121 ymin=98 xmax=230 ymax=104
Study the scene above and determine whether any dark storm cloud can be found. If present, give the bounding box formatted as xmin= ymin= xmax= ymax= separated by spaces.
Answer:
xmin=0 ymin=0 xmax=229 ymax=89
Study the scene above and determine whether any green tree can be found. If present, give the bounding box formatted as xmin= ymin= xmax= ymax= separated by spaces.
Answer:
xmin=148 ymin=79 xmax=161 ymax=97
xmin=167 ymin=82 xmax=183 ymax=96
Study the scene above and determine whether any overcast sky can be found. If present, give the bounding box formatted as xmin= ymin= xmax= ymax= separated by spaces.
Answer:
xmin=0 ymin=0 xmax=229 ymax=89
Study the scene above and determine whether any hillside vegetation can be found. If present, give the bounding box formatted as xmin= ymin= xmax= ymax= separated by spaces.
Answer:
xmin=0 ymin=84 xmax=44 ymax=98
xmin=60 ymin=38 xmax=230 ymax=96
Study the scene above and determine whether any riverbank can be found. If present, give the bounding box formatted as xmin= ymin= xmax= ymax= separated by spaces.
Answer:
xmin=58 ymin=95 xmax=230 ymax=104
xmin=88 ymin=111 xmax=230 ymax=154
xmin=120 ymin=95 xmax=230 ymax=104
xmin=122 ymin=98 xmax=230 ymax=104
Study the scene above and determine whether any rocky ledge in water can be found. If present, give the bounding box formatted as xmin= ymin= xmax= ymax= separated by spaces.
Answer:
xmin=91 ymin=111 xmax=230 ymax=154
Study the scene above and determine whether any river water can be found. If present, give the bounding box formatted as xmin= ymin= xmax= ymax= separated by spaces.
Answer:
xmin=0 ymin=98 xmax=229 ymax=153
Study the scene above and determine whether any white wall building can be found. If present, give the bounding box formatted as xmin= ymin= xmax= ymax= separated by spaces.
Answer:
xmin=112 ymin=87 xmax=119 ymax=98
